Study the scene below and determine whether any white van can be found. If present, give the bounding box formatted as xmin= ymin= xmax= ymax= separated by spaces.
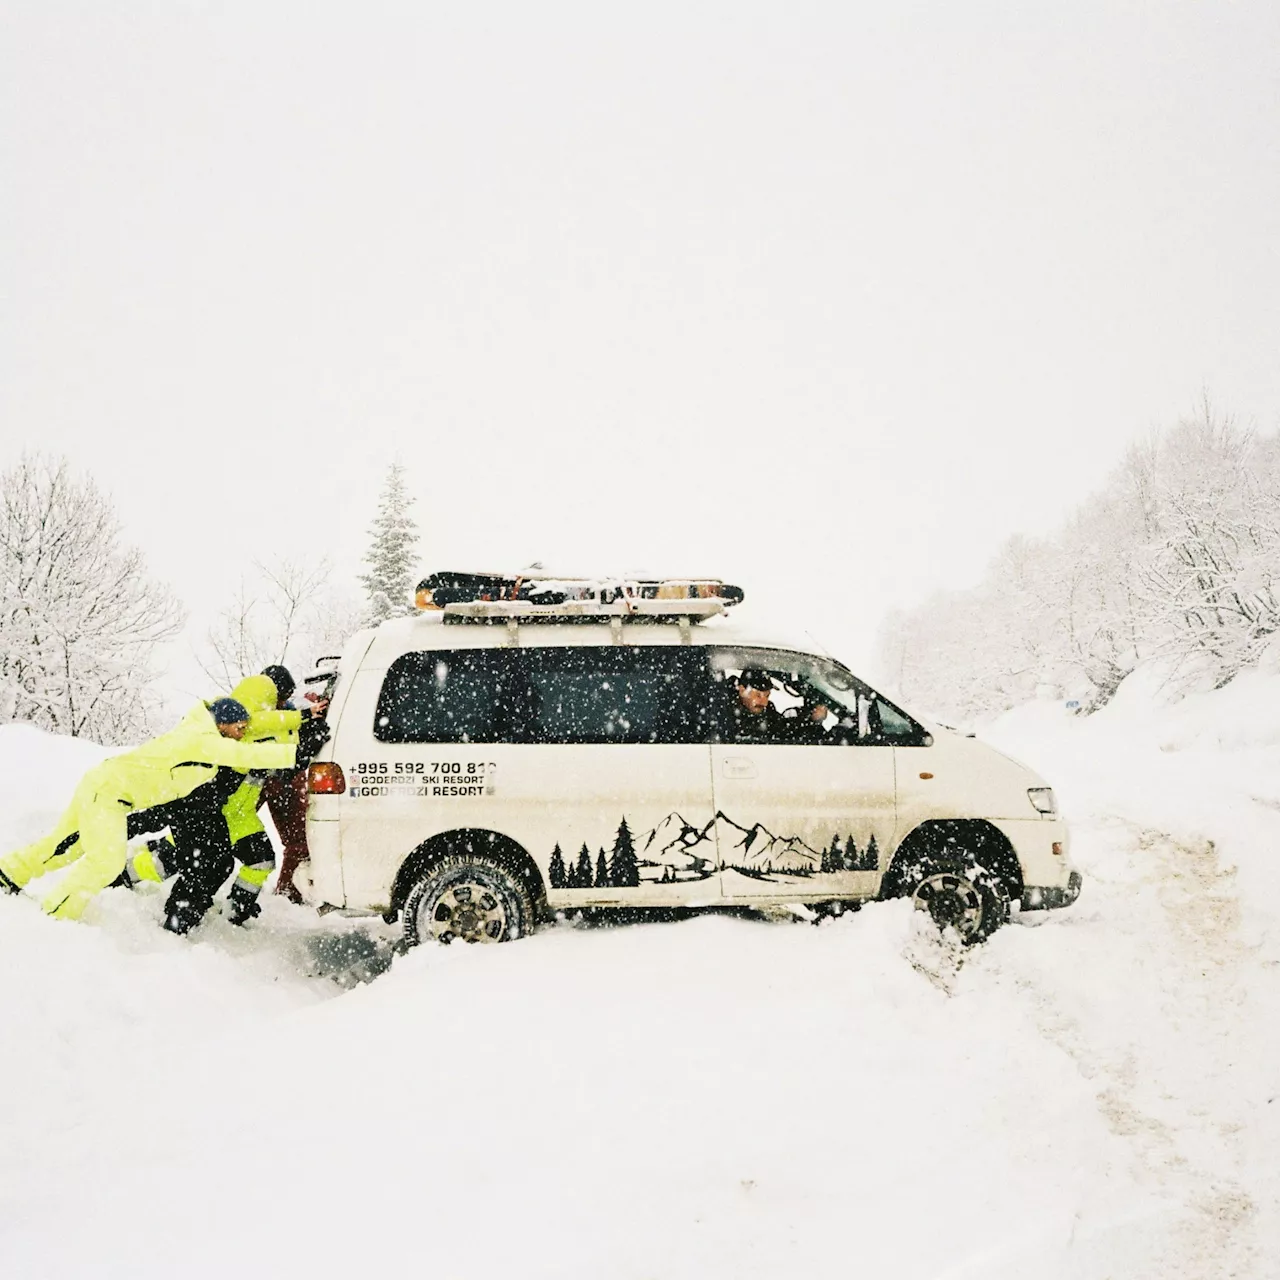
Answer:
xmin=301 ymin=587 xmax=1080 ymax=948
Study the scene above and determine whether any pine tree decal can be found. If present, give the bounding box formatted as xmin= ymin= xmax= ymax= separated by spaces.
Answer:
xmin=595 ymin=849 xmax=609 ymax=888
xmin=548 ymin=844 xmax=566 ymax=889
xmin=359 ymin=461 xmax=421 ymax=623
xmin=609 ymin=817 xmax=639 ymax=888
xmin=574 ymin=844 xmax=592 ymax=889
xmin=822 ymin=835 xmax=842 ymax=873
xmin=863 ymin=833 xmax=879 ymax=872
xmin=844 ymin=835 xmax=861 ymax=871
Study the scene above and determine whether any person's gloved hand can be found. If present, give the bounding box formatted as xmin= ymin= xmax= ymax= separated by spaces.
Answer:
xmin=297 ymin=716 xmax=331 ymax=763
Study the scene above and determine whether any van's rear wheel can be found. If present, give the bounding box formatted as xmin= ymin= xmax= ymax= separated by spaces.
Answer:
xmin=910 ymin=864 xmax=1009 ymax=945
xmin=402 ymin=855 xmax=533 ymax=948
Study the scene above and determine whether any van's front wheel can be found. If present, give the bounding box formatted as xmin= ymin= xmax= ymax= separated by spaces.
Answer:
xmin=402 ymin=855 xmax=533 ymax=948
xmin=910 ymin=864 xmax=1009 ymax=945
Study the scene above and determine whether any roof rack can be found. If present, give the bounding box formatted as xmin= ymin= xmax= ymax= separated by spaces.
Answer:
xmin=441 ymin=598 xmax=726 ymax=624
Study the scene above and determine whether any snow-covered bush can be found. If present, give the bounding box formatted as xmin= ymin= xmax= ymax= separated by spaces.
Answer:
xmin=878 ymin=402 xmax=1280 ymax=721
xmin=0 ymin=454 xmax=184 ymax=742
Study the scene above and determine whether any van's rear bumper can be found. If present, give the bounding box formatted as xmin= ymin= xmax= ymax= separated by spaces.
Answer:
xmin=1020 ymin=870 xmax=1083 ymax=912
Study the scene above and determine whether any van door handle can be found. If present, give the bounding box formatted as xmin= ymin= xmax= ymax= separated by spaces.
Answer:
xmin=722 ymin=757 xmax=757 ymax=780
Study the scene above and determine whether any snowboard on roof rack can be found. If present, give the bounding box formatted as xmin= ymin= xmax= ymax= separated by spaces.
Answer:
xmin=415 ymin=570 xmax=745 ymax=610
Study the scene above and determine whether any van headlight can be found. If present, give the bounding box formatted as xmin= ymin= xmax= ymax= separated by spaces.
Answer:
xmin=1028 ymin=787 xmax=1058 ymax=817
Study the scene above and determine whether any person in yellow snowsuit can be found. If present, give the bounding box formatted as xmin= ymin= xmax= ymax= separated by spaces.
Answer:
xmin=0 ymin=699 xmax=296 ymax=921
xmin=126 ymin=666 xmax=328 ymax=928
xmin=222 ymin=670 xmax=308 ymax=922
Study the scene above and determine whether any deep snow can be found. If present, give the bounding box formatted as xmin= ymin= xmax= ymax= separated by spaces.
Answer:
xmin=1 ymin=677 xmax=1277 ymax=1279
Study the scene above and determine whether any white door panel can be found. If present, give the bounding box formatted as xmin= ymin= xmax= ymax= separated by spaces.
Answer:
xmin=530 ymin=744 xmax=719 ymax=907
xmin=711 ymin=743 xmax=895 ymax=899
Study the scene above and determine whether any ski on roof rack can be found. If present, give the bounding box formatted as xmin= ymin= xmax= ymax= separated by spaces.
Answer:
xmin=440 ymin=597 xmax=727 ymax=624
xmin=415 ymin=570 xmax=744 ymax=611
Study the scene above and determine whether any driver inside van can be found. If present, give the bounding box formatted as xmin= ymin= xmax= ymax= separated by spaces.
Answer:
xmin=713 ymin=667 xmax=843 ymax=744
xmin=714 ymin=668 xmax=796 ymax=742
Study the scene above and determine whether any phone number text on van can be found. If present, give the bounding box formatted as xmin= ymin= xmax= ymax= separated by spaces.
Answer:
xmin=348 ymin=761 xmax=490 ymax=799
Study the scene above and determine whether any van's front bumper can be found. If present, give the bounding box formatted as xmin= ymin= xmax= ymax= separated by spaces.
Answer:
xmin=1020 ymin=869 xmax=1083 ymax=912
xmin=990 ymin=817 xmax=1074 ymax=889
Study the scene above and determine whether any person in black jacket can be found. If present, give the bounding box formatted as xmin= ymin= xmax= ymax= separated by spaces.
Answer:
xmin=711 ymin=669 xmax=794 ymax=742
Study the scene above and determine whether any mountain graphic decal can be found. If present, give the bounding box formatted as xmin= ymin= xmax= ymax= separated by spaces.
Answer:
xmin=636 ymin=810 xmax=824 ymax=875
xmin=552 ymin=814 xmax=871 ymax=890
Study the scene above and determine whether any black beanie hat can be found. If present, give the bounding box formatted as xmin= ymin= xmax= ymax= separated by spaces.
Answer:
xmin=262 ymin=664 xmax=296 ymax=701
xmin=209 ymin=698 xmax=250 ymax=725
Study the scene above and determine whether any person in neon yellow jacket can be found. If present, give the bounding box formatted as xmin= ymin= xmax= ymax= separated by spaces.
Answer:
xmin=0 ymin=698 xmax=296 ymax=921
xmin=224 ymin=667 xmax=328 ymax=923
xmin=126 ymin=667 xmax=328 ymax=928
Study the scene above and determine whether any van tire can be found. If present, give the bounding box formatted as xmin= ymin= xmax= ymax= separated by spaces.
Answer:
xmin=402 ymin=855 xmax=534 ymax=948
xmin=909 ymin=862 xmax=1010 ymax=946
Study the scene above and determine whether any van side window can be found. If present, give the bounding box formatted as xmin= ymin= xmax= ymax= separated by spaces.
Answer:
xmin=705 ymin=647 xmax=930 ymax=746
xmin=866 ymin=694 xmax=927 ymax=746
xmin=705 ymin=647 xmax=861 ymax=745
xmin=375 ymin=650 xmax=523 ymax=744
xmin=523 ymin=647 xmax=702 ymax=745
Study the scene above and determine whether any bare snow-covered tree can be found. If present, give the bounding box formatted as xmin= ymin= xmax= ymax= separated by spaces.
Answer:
xmin=200 ymin=577 xmax=278 ymax=692
xmin=876 ymin=401 xmax=1280 ymax=721
xmin=200 ymin=556 xmax=362 ymax=693
xmin=359 ymin=462 xmax=420 ymax=623
xmin=1129 ymin=410 xmax=1280 ymax=687
xmin=0 ymin=454 xmax=184 ymax=743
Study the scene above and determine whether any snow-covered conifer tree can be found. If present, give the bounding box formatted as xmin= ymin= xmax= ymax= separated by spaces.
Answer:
xmin=359 ymin=462 xmax=420 ymax=623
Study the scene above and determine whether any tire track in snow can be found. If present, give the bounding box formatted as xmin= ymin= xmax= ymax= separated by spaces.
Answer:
xmin=1128 ymin=827 xmax=1262 ymax=1279
xmin=993 ymin=818 xmax=1263 ymax=1279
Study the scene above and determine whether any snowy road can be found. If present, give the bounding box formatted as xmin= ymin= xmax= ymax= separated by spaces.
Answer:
xmin=0 ymin=694 xmax=1276 ymax=1279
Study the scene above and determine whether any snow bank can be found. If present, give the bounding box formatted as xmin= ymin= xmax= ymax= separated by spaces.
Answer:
xmin=983 ymin=667 xmax=1280 ymax=954
xmin=1092 ymin=661 xmax=1280 ymax=753
xmin=1 ymin=901 xmax=1138 ymax=1280
xmin=0 ymin=723 xmax=112 ymax=848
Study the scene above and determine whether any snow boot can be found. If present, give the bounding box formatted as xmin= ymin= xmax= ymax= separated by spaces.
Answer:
xmin=162 ymin=887 xmax=210 ymax=936
xmin=226 ymin=882 xmax=262 ymax=927
xmin=0 ymin=866 xmax=19 ymax=895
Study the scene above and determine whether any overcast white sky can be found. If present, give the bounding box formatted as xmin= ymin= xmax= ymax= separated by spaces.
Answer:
xmin=3 ymin=1 xmax=1278 ymax=697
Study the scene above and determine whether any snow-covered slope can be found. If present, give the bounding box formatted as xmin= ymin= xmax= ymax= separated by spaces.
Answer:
xmin=1 ymin=671 xmax=1276 ymax=1279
